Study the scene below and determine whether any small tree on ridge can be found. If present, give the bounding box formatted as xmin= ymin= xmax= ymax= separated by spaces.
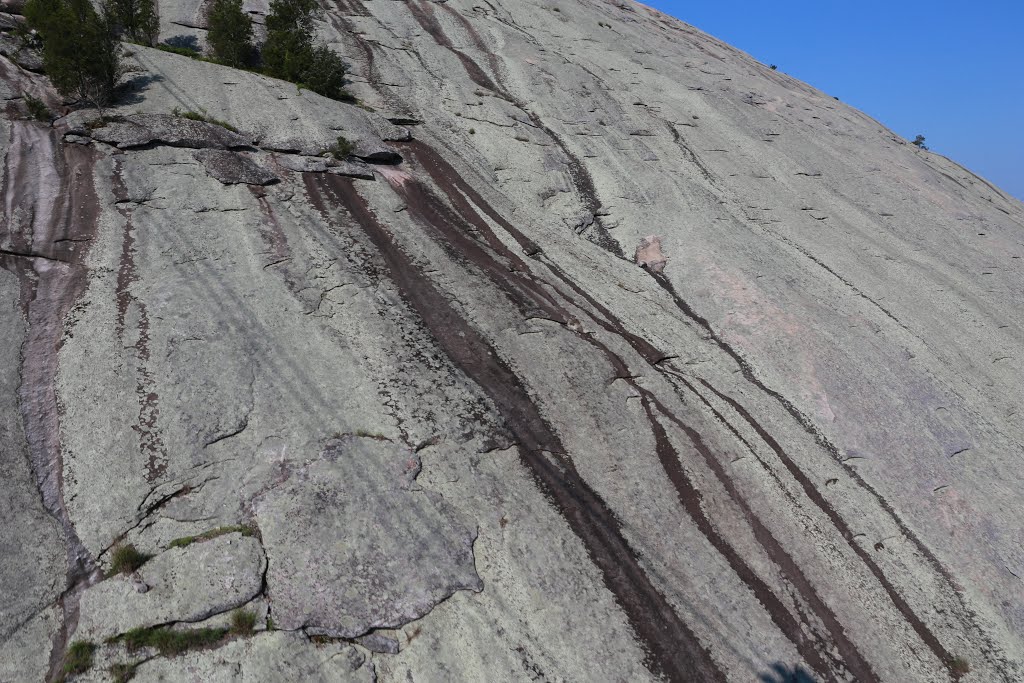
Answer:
xmin=108 ymin=0 xmax=159 ymax=46
xmin=262 ymin=0 xmax=347 ymax=100
xmin=24 ymin=0 xmax=123 ymax=108
xmin=207 ymin=0 xmax=254 ymax=67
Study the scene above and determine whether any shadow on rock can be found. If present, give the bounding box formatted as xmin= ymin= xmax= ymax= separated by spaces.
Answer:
xmin=163 ymin=34 xmax=200 ymax=51
xmin=759 ymin=663 xmax=817 ymax=683
xmin=116 ymin=72 xmax=164 ymax=106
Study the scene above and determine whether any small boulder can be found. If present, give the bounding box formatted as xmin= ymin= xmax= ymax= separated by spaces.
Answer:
xmin=352 ymin=139 xmax=402 ymax=164
xmin=326 ymin=159 xmax=375 ymax=180
xmin=89 ymin=113 xmax=253 ymax=150
xmin=635 ymin=234 xmax=668 ymax=273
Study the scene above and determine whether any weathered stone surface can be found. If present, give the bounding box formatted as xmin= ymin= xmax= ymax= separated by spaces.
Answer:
xmin=76 ymin=534 xmax=265 ymax=641
xmin=0 ymin=266 xmax=67 ymax=646
xmin=194 ymin=149 xmax=278 ymax=185
xmin=326 ymin=159 xmax=376 ymax=180
xmin=0 ymin=13 xmax=23 ymax=32
xmin=115 ymin=46 xmax=407 ymax=157
xmin=274 ymin=153 xmax=331 ymax=173
xmin=254 ymin=436 xmax=481 ymax=638
xmin=3 ymin=1 xmax=1024 ymax=681
xmin=0 ymin=605 xmax=61 ymax=683
xmin=88 ymin=113 xmax=253 ymax=150
xmin=274 ymin=153 xmax=376 ymax=179
xmin=131 ymin=631 xmax=375 ymax=682
xmin=0 ymin=33 xmax=41 ymax=72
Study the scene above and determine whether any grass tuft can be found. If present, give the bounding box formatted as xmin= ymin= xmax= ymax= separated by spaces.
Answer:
xmin=171 ymin=107 xmax=239 ymax=133
xmin=57 ymin=640 xmax=96 ymax=681
xmin=109 ymin=662 xmax=138 ymax=683
xmin=156 ymin=43 xmax=202 ymax=58
xmin=109 ymin=544 xmax=151 ymax=576
xmin=168 ymin=524 xmax=256 ymax=549
xmin=118 ymin=626 xmax=229 ymax=655
xmin=231 ymin=609 xmax=257 ymax=635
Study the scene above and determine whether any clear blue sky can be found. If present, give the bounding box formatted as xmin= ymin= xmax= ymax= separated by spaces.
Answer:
xmin=644 ymin=1 xmax=1024 ymax=200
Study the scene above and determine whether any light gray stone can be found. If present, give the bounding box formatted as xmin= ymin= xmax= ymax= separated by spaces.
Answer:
xmin=76 ymin=534 xmax=265 ymax=641
xmin=254 ymin=436 xmax=481 ymax=638
xmin=89 ymin=113 xmax=253 ymax=150
xmin=131 ymin=631 xmax=375 ymax=683
xmin=3 ymin=1 xmax=1024 ymax=681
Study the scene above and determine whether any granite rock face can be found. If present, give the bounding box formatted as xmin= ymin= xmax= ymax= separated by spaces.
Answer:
xmin=2 ymin=1 xmax=1024 ymax=682
xmin=194 ymin=149 xmax=279 ymax=185
xmin=254 ymin=436 xmax=481 ymax=638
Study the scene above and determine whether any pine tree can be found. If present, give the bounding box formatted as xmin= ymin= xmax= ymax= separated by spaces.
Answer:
xmin=108 ymin=0 xmax=159 ymax=46
xmin=262 ymin=0 xmax=347 ymax=100
xmin=24 ymin=0 xmax=123 ymax=108
xmin=206 ymin=0 xmax=253 ymax=68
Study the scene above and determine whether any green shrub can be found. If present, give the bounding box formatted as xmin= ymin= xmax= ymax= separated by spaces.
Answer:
xmin=207 ymin=0 xmax=253 ymax=68
xmin=108 ymin=544 xmax=151 ymax=575
xmin=262 ymin=0 xmax=347 ymax=101
xmin=58 ymin=641 xmax=96 ymax=681
xmin=108 ymin=0 xmax=159 ymax=46
xmin=23 ymin=92 xmax=51 ymax=121
xmin=156 ymin=43 xmax=201 ymax=58
xmin=911 ymin=134 xmax=929 ymax=150
xmin=329 ymin=135 xmax=354 ymax=159
xmin=24 ymin=0 xmax=123 ymax=108
xmin=300 ymin=44 xmax=349 ymax=101
xmin=120 ymin=626 xmax=228 ymax=654
xmin=230 ymin=609 xmax=257 ymax=634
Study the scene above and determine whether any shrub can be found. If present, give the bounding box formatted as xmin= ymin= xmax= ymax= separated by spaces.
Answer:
xmin=262 ymin=0 xmax=347 ymax=100
xmin=329 ymin=135 xmax=354 ymax=159
xmin=207 ymin=0 xmax=253 ymax=68
xmin=24 ymin=0 xmax=123 ymax=108
xmin=911 ymin=134 xmax=929 ymax=150
xmin=108 ymin=0 xmax=159 ymax=46
xmin=59 ymin=641 xmax=96 ymax=681
xmin=949 ymin=656 xmax=970 ymax=675
xmin=108 ymin=544 xmax=151 ymax=575
xmin=769 ymin=64 xmax=778 ymax=70
xmin=230 ymin=609 xmax=257 ymax=634
xmin=300 ymin=44 xmax=349 ymax=101
xmin=156 ymin=43 xmax=201 ymax=58
xmin=23 ymin=92 xmax=51 ymax=121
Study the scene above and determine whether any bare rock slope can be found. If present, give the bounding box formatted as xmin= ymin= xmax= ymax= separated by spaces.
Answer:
xmin=2 ymin=1 xmax=1024 ymax=681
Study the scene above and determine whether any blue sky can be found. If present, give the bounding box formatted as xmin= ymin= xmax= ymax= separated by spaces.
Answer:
xmin=644 ymin=1 xmax=1024 ymax=200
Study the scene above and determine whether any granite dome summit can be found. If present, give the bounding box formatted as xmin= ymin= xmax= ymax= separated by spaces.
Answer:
xmin=2 ymin=1 xmax=1023 ymax=681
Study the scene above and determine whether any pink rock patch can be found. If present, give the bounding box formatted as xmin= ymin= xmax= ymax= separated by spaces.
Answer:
xmin=635 ymin=235 xmax=668 ymax=272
